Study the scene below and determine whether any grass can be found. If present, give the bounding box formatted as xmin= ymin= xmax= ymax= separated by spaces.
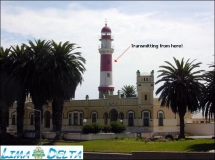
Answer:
xmin=1 ymin=134 xmax=214 ymax=153
xmin=40 ymin=138 xmax=215 ymax=153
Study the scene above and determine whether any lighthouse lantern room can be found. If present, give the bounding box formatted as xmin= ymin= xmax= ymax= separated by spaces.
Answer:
xmin=98 ymin=23 xmax=114 ymax=98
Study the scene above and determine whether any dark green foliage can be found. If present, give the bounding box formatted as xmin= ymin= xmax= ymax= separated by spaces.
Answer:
xmin=82 ymin=123 xmax=103 ymax=134
xmin=121 ymin=85 xmax=136 ymax=97
xmin=102 ymin=124 xmax=111 ymax=133
xmin=0 ymin=133 xmax=38 ymax=145
xmin=202 ymin=65 xmax=215 ymax=122
xmin=110 ymin=121 xmax=126 ymax=133
xmin=155 ymin=57 xmax=205 ymax=138
xmin=82 ymin=122 xmax=126 ymax=134
xmin=165 ymin=134 xmax=173 ymax=140
xmin=0 ymin=39 xmax=86 ymax=138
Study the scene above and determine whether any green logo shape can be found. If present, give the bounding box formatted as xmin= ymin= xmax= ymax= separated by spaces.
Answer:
xmin=32 ymin=147 xmax=45 ymax=159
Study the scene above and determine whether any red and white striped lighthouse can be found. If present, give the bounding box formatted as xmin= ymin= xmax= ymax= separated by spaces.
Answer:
xmin=98 ymin=23 xmax=114 ymax=98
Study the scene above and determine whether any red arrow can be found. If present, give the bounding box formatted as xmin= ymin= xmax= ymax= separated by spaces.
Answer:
xmin=114 ymin=45 xmax=131 ymax=62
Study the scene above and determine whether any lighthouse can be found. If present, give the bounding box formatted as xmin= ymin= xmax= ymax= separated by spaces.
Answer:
xmin=98 ymin=23 xmax=114 ymax=98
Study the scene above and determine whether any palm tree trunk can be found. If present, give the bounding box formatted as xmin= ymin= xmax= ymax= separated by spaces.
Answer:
xmin=16 ymin=101 xmax=25 ymax=138
xmin=178 ymin=112 xmax=185 ymax=139
xmin=52 ymin=97 xmax=64 ymax=140
xmin=52 ymin=101 xmax=57 ymax=131
xmin=0 ymin=102 xmax=8 ymax=136
xmin=34 ymin=102 xmax=43 ymax=139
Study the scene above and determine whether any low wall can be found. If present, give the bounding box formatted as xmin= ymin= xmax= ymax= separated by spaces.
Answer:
xmin=63 ymin=133 xmax=137 ymax=140
xmin=84 ymin=152 xmax=132 ymax=159
xmin=132 ymin=151 xmax=214 ymax=159
xmin=84 ymin=151 xmax=214 ymax=160
xmin=185 ymin=123 xmax=215 ymax=136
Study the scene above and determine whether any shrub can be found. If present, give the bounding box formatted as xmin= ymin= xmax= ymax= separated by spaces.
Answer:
xmin=82 ymin=124 xmax=92 ymax=134
xmin=82 ymin=123 xmax=103 ymax=134
xmin=110 ymin=121 xmax=126 ymax=133
xmin=184 ymin=132 xmax=194 ymax=136
xmin=102 ymin=125 xmax=111 ymax=133
xmin=165 ymin=134 xmax=173 ymax=141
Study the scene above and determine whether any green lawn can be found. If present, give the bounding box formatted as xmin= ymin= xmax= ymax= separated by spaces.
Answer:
xmin=41 ymin=138 xmax=215 ymax=153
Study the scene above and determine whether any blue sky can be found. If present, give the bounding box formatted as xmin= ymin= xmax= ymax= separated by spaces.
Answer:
xmin=1 ymin=1 xmax=214 ymax=100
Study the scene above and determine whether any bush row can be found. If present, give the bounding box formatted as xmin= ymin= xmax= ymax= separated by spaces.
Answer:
xmin=82 ymin=121 xmax=126 ymax=134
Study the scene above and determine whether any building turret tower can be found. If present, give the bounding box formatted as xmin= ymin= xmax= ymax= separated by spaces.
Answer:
xmin=136 ymin=70 xmax=154 ymax=105
xmin=98 ymin=23 xmax=114 ymax=98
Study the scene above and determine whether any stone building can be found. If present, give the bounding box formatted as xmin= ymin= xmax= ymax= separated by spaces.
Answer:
xmin=8 ymin=23 xmax=192 ymax=134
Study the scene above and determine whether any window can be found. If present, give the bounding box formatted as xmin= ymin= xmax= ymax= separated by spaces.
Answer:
xmin=143 ymin=111 xmax=150 ymax=126
xmin=45 ymin=111 xmax=51 ymax=128
xmin=119 ymin=112 xmax=124 ymax=120
xmin=104 ymin=113 xmax=108 ymax=125
xmin=80 ymin=113 xmax=83 ymax=125
xmin=68 ymin=113 xmax=72 ymax=125
xmin=12 ymin=114 xmax=16 ymax=125
xmin=30 ymin=113 xmax=34 ymax=125
xmin=92 ymin=113 xmax=97 ymax=123
xmin=107 ymin=73 xmax=110 ymax=77
xmin=158 ymin=112 xmax=164 ymax=126
xmin=128 ymin=113 xmax=134 ymax=126
xmin=68 ymin=111 xmax=83 ymax=125
xmin=145 ymin=95 xmax=147 ymax=100
xmin=73 ymin=113 xmax=78 ymax=125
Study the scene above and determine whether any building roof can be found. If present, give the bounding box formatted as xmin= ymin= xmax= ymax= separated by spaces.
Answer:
xmin=140 ymin=72 xmax=150 ymax=76
xmin=101 ymin=23 xmax=111 ymax=32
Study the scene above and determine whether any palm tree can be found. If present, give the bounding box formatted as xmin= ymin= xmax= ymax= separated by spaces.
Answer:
xmin=0 ymin=47 xmax=15 ymax=136
xmin=155 ymin=57 xmax=204 ymax=138
xmin=202 ymin=65 xmax=215 ymax=122
xmin=23 ymin=39 xmax=52 ymax=138
xmin=121 ymin=85 xmax=136 ymax=97
xmin=40 ymin=40 xmax=86 ymax=139
xmin=9 ymin=45 xmax=30 ymax=137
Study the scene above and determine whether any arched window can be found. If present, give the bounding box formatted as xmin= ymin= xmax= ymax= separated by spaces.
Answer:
xmin=68 ymin=111 xmax=84 ymax=126
xmin=30 ymin=113 xmax=34 ymax=125
xmin=11 ymin=113 xmax=16 ymax=125
xmin=142 ymin=111 xmax=150 ymax=126
xmin=109 ymin=109 xmax=118 ymax=122
xmin=44 ymin=111 xmax=51 ymax=128
xmin=68 ymin=112 xmax=72 ymax=125
xmin=80 ymin=113 xmax=83 ymax=126
xmin=158 ymin=111 xmax=164 ymax=126
xmin=103 ymin=112 xmax=108 ymax=125
xmin=127 ymin=111 xmax=134 ymax=126
xmin=91 ymin=111 xmax=98 ymax=123
xmin=119 ymin=112 xmax=124 ymax=120
xmin=73 ymin=113 xmax=78 ymax=125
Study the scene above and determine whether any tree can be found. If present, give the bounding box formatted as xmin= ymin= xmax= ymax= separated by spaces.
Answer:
xmin=121 ymin=85 xmax=136 ymax=97
xmin=202 ymin=65 xmax=215 ymax=122
xmin=10 ymin=45 xmax=30 ymax=137
xmin=0 ymin=47 xmax=15 ymax=136
xmin=155 ymin=57 xmax=204 ymax=138
xmin=40 ymin=40 xmax=86 ymax=139
xmin=23 ymin=39 xmax=52 ymax=138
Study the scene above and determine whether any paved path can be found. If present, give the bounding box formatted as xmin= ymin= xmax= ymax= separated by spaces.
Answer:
xmin=187 ymin=136 xmax=214 ymax=139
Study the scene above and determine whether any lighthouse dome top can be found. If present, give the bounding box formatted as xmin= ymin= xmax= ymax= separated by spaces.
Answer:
xmin=101 ymin=23 xmax=111 ymax=33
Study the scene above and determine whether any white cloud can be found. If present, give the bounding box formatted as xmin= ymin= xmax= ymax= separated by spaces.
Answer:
xmin=1 ymin=1 xmax=214 ymax=100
